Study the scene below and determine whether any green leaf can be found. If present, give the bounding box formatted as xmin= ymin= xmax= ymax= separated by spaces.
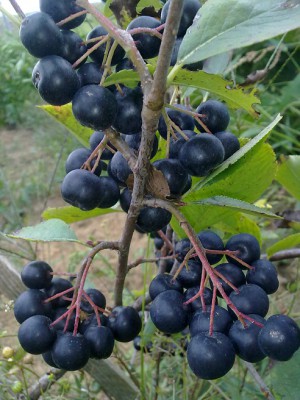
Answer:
xmin=177 ymin=0 xmax=300 ymax=66
xmin=172 ymin=142 xmax=276 ymax=237
xmin=103 ymin=69 xmax=140 ymax=88
xmin=42 ymin=206 xmax=121 ymax=224
xmin=203 ymin=52 xmax=232 ymax=75
xmin=172 ymin=69 xmax=260 ymax=117
xmin=40 ymin=104 xmax=92 ymax=147
xmin=187 ymin=196 xmax=281 ymax=219
xmin=270 ymin=349 xmax=300 ymax=400
xmin=6 ymin=219 xmax=83 ymax=244
xmin=136 ymin=0 xmax=163 ymax=13
xmin=216 ymin=213 xmax=262 ymax=244
xmin=267 ymin=233 xmax=300 ymax=257
xmin=276 ymin=155 xmax=300 ymax=200
xmin=192 ymin=114 xmax=281 ymax=192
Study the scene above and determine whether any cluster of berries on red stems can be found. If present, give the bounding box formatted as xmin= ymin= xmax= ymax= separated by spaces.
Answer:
xmin=145 ymin=230 xmax=300 ymax=380
xmin=19 ymin=0 xmax=241 ymax=234
xmin=16 ymin=0 xmax=300 ymax=381
xmin=15 ymin=260 xmax=141 ymax=371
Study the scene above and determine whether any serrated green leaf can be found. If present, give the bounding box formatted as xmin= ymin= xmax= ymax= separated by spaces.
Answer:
xmin=103 ymin=69 xmax=140 ymax=88
xmin=177 ymin=0 xmax=300 ymax=66
xmin=172 ymin=142 xmax=276 ymax=237
xmin=267 ymin=233 xmax=300 ymax=257
xmin=6 ymin=219 xmax=84 ymax=244
xmin=42 ymin=206 xmax=121 ymax=224
xmin=276 ymin=155 xmax=300 ymax=200
xmin=172 ymin=69 xmax=260 ymax=117
xmin=203 ymin=52 xmax=232 ymax=75
xmin=187 ymin=196 xmax=281 ymax=219
xmin=191 ymin=114 xmax=281 ymax=192
xmin=40 ymin=104 xmax=92 ymax=147
xmin=136 ymin=0 xmax=163 ymax=13
xmin=216 ymin=213 xmax=261 ymax=244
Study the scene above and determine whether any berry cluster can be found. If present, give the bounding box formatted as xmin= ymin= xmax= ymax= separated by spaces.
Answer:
xmin=148 ymin=231 xmax=300 ymax=380
xmin=19 ymin=0 xmax=242 ymax=235
xmin=15 ymin=261 xmax=141 ymax=371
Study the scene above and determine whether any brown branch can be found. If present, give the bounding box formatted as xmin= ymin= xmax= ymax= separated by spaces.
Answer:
xmin=243 ymin=361 xmax=275 ymax=400
xmin=77 ymin=0 xmax=152 ymax=89
xmin=57 ymin=9 xmax=88 ymax=27
xmin=268 ymin=248 xmax=300 ymax=262
xmin=127 ymin=255 xmax=175 ymax=271
xmin=8 ymin=0 xmax=25 ymax=19
xmin=28 ymin=368 xmax=66 ymax=400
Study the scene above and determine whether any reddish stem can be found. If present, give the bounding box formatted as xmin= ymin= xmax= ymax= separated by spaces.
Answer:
xmin=44 ymin=287 xmax=74 ymax=303
xmin=56 ymin=9 xmax=88 ymax=27
xmin=50 ymin=303 xmax=76 ymax=329
xmin=157 ymin=229 xmax=174 ymax=252
xmin=209 ymin=286 xmax=217 ymax=336
xmin=82 ymin=291 xmax=101 ymax=327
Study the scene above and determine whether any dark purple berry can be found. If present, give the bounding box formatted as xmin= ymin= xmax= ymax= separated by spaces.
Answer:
xmin=21 ymin=260 xmax=53 ymax=290
xmin=195 ymin=100 xmax=230 ymax=133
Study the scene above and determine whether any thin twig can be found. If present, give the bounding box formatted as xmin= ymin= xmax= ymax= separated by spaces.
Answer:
xmin=243 ymin=361 xmax=275 ymax=400
xmin=28 ymin=369 xmax=66 ymax=400
xmin=8 ymin=0 xmax=25 ymax=19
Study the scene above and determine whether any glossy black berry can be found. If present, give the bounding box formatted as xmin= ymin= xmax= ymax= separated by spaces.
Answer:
xmin=51 ymin=332 xmax=90 ymax=370
xmin=149 ymin=273 xmax=183 ymax=300
xmin=195 ymin=100 xmax=230 ymax=133
xmin=72 ymin=85 xmax=117 ymax=130
xmin=39 ymin=0 xmax=86 ymax=29
xmin=127 ymin=16 xmax=161 ymax=59
xmin=198 ymin=230 xmax=224 ymax=264
xmin=189 ymin=305 xmax=233 ymax=336
xmin=84 ymin=326 xmax=115 ymax=359
xmin=108 ymin=306 xmax=142 ymax=342
xmin=51 ymin=307 xmax=76 ymax=332
xmin=187 ymin=332 xmax=235 ymax=380
xmin=170 ymin=38 xmax=203 ymax=70
xmin=21 ymin=260 xmax=53 ymax=290
xmin=228 ymin=284 xmax=269 ymax=318
xmin=65 ymin=148 xmax=102 ymax=176
xmin=81 ymin=288 xmax=106 ymax=314
xmin=169 ymin=130 xmax=196 ymax=159
xmin=45 ymin=278 xmax=73 ymax=308
xmin=112 ymin=87 xmax=143 ymax=135
xmin=42 ymin=350 xmax=58 ymax=368
xmin=32 ymin=56 xmax=80 ymax=106
xmin=125 ymin=133 xmax=158 ymax=159
xmin=161 ymin=0 xmax=201 ymax=38
xmin=225 ymin=233 xmax=261 ymax=268
xmin=61 ymin=169 xmax=103 ymax=211
xmin=179 ymin=133 xmax=225 ymax=176
xmin=97 ymin=177 xmax=120 ymax=208
xmin=108 ymin=152 xmax=132 ymax=186
xmin=89 ymin=130 xmax=116 ymax=160
xmin=79 ymin=313 xmax=108 ymax=335
xmin=137 ymin=207 xmax=172 ymax=233
xmin=184 ymin=286 xmax=215 ymax=311
xmin=20 ymin=12 xmax=63 ymax=58
xmin=153 ymin=159 xmax=189 ymax=196
xmin=258 ymin=314 xmax=300 ymax=361
xmin=87 ymin=25 xmax=125 ymax=65
xmin=18 ymin=315 xmax=56 ymax=354
xmin=214 ymin=131 xmax=240 ymax=159
xmin=77 ymin=62 xmax=103 ymax=87
xmin=14 ymin=289 xmax=53 ymax=324
xmin=228 ymin=314 xmax=266 ymax=363
xmin=60 ymin=30 xmax=87 ymax=68
xmin=87 ymin=26 xmax=125 ymax=66
xmin=174 ymin=238 xmax=192 ymax=262
xmin=246 ymin=259 xmax=279 ymax=294
xmin=212 ymin=262 xmax=246 ymax=296
xmin=150 ymin=290 xmax=190 ymax=334
xmin=158 ymin=106 xmax=194 ymax=140
xmin=177 ymin=260 xmax=202 ymax=289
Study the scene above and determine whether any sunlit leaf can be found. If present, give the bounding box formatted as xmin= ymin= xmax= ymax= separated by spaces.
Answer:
xmin=267 ymin=233 xmax=300 ymax=257
xmin=40 ymin=104 xmax=92 ymax=147
xmin=6 ymin=219 xmax=84 ymax=244
xmin=178 ymin=0 xmax=300 ymax=65
xmin=172 ymin=69 xmax=259 ymax=117
xmin=42 ymin=206 xmax=121 ymax=224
